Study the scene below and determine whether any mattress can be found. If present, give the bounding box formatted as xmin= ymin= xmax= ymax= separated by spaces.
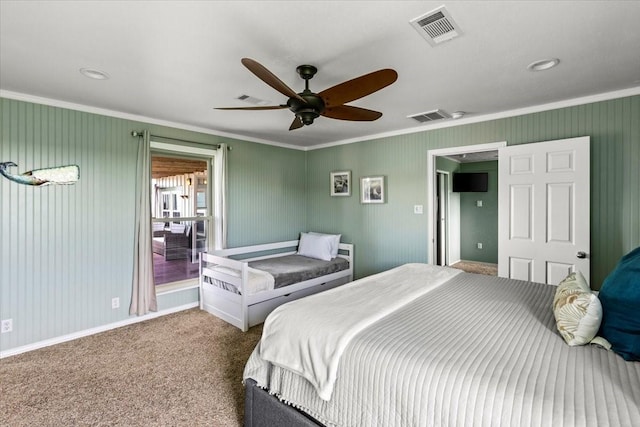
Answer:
xmin=249 ymin=255 xmax=349 ymax=289
xmin=244 ymin=269 xmax=640 ymax=427
xmin=203 ymin=255 xmax=349 ymax=295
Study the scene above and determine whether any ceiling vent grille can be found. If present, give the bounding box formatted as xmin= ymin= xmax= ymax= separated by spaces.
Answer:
xmin=237 ymin=94 xmax=270 ymax=106
xmin=410 ymin=6 xmax=462 ymax=46
xmin=408 ymin=109 xmax=451 ymax=123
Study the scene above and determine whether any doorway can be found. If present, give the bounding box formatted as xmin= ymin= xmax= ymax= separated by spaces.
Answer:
xmin=435 ymin=171 xmax=449 ymax=266
xmin=427 ymin=142 xmax=506 ymax=268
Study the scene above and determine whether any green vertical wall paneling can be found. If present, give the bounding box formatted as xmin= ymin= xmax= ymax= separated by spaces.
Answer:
xmin=458 ymin=161 xmax=498 ymax=263
xmin=307 ymin=95 xmax=640 ymax=286
xmin=0 ymin=97 xmax=307 ymax=352
xmin=226 ymin=141 xmax=306 ymax=247
xmin=307 ymin=134 xmax=432 ymax=277
xmin=0 ymin=100 xmax=137 ymax=350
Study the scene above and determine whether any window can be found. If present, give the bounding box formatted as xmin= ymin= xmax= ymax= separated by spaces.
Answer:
xmin=150 ymin=142 xmax=216 ymax=288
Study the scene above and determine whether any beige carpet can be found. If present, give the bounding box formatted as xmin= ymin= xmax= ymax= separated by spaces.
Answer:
xmin=450 ymin=260 xmax=498 ymax=276
xmin=0 ymin=309 xmax=263 ymax=427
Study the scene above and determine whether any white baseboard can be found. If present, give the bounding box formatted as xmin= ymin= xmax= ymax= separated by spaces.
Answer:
xmin=0 ymin=302 xmax=199 ymax=359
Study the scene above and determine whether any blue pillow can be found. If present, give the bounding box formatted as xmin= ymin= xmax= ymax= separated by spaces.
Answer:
xmin=598 ymin=246 xmax=640 ymax=361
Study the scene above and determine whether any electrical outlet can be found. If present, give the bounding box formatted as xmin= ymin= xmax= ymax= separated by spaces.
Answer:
xmin=477 ymin=242 xmax=483 ymax=249
xmin=414 ymin=205 xmax=423 ymax=214
xmin=111 ymin=297 xmax=120 ymax=309
xmin=1 ymin=319 xmax=13 ymax=333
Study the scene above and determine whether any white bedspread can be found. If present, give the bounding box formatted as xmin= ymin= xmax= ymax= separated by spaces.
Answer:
xmin=245 ymin=270 xmax=640 ymax=427
xmin=259 ymin=263 xmax=461 ymax=400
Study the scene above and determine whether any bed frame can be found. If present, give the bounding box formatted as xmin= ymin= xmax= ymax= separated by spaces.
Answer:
xmin=244 ymin=379 xmax=323 ymax=427
xmin=199 ymin=240 xmax=353 ymax=331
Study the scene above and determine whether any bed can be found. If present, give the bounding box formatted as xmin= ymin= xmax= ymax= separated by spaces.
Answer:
xmin=243 ymin=263 xmax=640 ymax=427
xmin=199 ymin=236 xmax=353 ymax=332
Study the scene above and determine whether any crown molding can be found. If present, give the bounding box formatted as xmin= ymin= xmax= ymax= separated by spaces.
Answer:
xmin=3 ymin=86 xmax=639 ymax=152
xmin=0 ymin=90 xmax=306 ymax=151
xmin=308 ymin=86 xmax=640 ymax=151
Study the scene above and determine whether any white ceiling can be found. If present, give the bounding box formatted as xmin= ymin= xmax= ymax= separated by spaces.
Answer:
xmin=1 ymin=1 xmax=639 ymax=149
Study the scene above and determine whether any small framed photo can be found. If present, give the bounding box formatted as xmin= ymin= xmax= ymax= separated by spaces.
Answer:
xmin=330 ymin=171 xmax=351 ymax=196
xmin=360 ymin=176 xmax=385 ymax=204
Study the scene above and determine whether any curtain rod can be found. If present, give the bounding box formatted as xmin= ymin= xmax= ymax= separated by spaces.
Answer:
xmin=131 ymin=131 xmax=230 ymax=150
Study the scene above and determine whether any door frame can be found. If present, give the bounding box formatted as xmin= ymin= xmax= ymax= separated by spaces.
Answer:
xmin=436 ymin=170 xmax=449 ymax=266
xmin=426 ymin=141 xmax=507 ymax=265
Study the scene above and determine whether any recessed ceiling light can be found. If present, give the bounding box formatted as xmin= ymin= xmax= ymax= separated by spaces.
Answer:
xmin=451 ymin=111 xmax=466 ymax=119
xmin=79 ymin=68 xmax=110 ymax=80
xmin=527 ymin=58 xmax=560 ymax=72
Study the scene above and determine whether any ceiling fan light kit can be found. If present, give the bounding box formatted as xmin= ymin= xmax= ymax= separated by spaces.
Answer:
xmin=216 ymin=58 xmax=398 ymax=130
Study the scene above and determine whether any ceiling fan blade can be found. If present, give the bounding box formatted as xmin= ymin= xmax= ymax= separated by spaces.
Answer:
xmin=241 ymin=58 xmax=306 ymax=103
xmin=321 ymin=105 xmax=383 ymax=121
xmin=289 ymin=116 xmax=304 ymax=131
xmin=215 ymin=105 xmax=287 ymax=110
xmin=319 ymin=69 xmax=398 ymax=107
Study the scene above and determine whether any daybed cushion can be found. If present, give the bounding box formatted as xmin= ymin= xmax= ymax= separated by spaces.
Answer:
xmin=308 ymin=232 xmax=341 ymax=258
xmin=598 ymin=246 xmax=640 ymax=361
xmin=297 ymin=232 xmax=334 ymax=261
xmin=249 ymin=255 xmax=349 ymax=288
xmin=552 ymin=270 xmax=602 ymax=346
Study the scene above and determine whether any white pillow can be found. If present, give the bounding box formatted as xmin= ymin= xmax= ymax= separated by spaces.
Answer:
xmin=552 ymin=270 xmax=603 ymax=346
xmin=308 ymin=232 xmax=341 ymax=258
xmin=170 ymin=223 xmax=186 ymax=234
xmin=297 ymin=232 xmax=334 ymax=261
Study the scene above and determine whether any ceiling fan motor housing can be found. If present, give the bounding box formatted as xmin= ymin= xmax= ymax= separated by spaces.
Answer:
xmin=287 ymin=91 xmax=325 ymax=125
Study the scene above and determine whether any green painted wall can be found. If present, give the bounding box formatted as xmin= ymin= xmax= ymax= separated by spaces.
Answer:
xmin=435 ymin=157 xmax=460 ymax=174
xmin=0 ymin=97 xmax=305 ymax=353
xmin=307 ymin=95 xmax=640 ymax=288
xmin=226 ymin=141 xmax=306 ymax=247
xmin=458 ymin=161 xmax=498 ymax=263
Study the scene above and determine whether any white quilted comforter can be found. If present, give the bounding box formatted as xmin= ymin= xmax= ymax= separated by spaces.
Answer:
xmin=244 ymin=265 xmax=640 ymax=427
xmin=258 ymin=263 xmax=461 ymax=400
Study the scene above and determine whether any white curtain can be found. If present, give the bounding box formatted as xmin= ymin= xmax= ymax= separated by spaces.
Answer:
xmin=213 ymin=143 xmax=228 ymax=250
xmin=130 ymin=130 xmax=157 ymax=315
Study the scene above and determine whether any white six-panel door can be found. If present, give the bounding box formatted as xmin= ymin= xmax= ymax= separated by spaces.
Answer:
xmin=498 ymin=136 xmax=590 ymax=285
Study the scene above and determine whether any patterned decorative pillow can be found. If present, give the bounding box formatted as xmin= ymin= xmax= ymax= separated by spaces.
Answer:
xmin=553 ymin=271 xmax=603 ymax=346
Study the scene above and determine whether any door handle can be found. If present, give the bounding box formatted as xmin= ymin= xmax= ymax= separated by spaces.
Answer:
xmin=576 ymin=251 xmax=587 ymax=259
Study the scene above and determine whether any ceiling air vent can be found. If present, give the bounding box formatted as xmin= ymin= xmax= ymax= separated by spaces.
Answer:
xmin=408 ymin=109 xmax=451 ymax=123
xmin=410 ymin=6 xmax=463 ymax=46
xmin=237 ymin=94 xmax=270 ymax=106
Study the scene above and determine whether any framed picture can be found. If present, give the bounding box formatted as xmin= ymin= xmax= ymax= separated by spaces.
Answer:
xmin=330 ymin=171 xmax=351 ymax=196
xmin=360 ymin=176 xmax=385 ymax=204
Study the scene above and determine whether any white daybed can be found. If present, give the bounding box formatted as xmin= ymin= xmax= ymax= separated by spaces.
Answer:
xmin=199 ymin=239 xmax=353 ymax=331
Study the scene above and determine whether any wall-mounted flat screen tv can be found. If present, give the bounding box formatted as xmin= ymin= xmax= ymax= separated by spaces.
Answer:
xmin=452 ymin=172 xmax=488 ymax=192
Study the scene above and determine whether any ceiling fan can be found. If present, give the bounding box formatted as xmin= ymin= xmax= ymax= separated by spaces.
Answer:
xmin=216 ymin=58 xmax=398 ymax=131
